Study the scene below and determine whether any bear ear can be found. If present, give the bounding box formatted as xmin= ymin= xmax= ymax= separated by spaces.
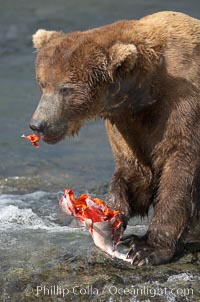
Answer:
xmin=108 ymin=43 xmax=137 ymax=78
xmin=32 ymin=29 xmax=61 ymax=49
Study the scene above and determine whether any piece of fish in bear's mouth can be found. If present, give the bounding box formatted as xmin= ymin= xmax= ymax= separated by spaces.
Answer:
xmin=58 ymin=188 xmax=132 ymax=262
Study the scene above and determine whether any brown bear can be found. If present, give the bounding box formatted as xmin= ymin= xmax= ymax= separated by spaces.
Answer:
xmin=30 ymin=11 xmax=200 ymax=265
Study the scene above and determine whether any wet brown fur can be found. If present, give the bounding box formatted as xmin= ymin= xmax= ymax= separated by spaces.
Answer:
xmin=31 ymin=11 xmax=200 ymax=264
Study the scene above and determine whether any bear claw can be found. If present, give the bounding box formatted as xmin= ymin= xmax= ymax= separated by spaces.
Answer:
xmin=123 ymin=235 xmax=173 ymax=265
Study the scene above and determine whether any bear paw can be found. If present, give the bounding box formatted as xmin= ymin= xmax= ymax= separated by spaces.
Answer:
xmin=119 ymin=234 xmax=173 ymax=265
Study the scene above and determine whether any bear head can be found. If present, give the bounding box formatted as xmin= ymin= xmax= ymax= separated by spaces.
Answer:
xmin=30 ymin=28 xmax=141 ymax=144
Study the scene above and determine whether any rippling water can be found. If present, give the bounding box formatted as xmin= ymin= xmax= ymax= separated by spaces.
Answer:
xmin=1 ymin=1 xmax=200 ymax=301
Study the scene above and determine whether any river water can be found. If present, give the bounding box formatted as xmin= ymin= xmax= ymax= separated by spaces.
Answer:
xmin=0 ymin=1 xmax=200 ymax=301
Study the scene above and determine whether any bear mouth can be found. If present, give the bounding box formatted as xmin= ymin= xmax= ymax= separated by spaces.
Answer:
xmin=33 ymin=131 xmax=65 ymax=145
xmin=42 ymin=134 xmax=65 ymax=144
xmin=32 ymin=122 xmax=82 ymax=144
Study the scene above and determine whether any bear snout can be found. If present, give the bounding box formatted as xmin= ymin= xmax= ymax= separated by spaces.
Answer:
xmin=29 ymin=117 xmax=67 ymax=144
xmin=29 ymin=118 xmax=45 ymax=133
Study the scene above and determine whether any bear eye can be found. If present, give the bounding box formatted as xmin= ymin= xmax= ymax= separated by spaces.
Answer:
xmin=59 ymin=86 xmax=74 ymax=96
